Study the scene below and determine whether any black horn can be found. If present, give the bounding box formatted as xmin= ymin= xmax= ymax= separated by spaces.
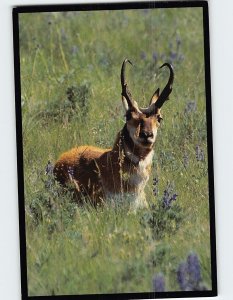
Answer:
xmin=140 ymin=63 xmax=174 ymax=115
xmin=121 ymin=59 xmax=135 ymax=109
xmin=155 ymin=63 xmax=174 ymax=108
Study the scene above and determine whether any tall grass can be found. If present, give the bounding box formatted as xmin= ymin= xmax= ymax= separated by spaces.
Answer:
xmin=19 ymin=7 xmax=211 ymax=296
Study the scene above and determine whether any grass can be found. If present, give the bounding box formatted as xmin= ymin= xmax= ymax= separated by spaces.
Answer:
xmin=19 ymin=7 xmax=212 ymax=296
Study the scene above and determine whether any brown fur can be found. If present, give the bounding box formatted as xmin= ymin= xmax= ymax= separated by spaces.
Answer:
xmin=54 ymin=60 xmax=173 ymax=207
xmin=54 ymin=115 xmax=160 ymax=206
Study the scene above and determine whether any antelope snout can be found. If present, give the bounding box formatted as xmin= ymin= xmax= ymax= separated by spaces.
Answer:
xmin=139 ymin=131 xmax=154 ymax=140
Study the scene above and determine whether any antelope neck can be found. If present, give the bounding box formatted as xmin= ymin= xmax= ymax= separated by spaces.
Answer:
xmin=120 ymin=124 xmax=152 ymax=164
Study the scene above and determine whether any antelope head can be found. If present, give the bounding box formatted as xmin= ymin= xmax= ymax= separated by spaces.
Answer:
xmin=121 ymin=59 xmax=174 ymax=149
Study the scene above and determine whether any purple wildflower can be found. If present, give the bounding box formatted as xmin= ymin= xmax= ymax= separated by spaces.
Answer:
xmin=45 ymin=161 xmax=54 ymax=189
xmin=185 ymin=101 xmax=197 ymax=114
xmin=171 ymin=193 xmax=178 ymax=201
xmin=177 ymin=262 xmax=189 ymax=291
xmin=162 ymin=182 xmax=178 ymax=209
xmin=187 ymin=253 xmax=202 ymax=286
xmin=45 ymin=160 xmax=54 ymax=175
xmin=152 ymin=273 xmax=165 ymax=292
xmin=183 ymin=152 xmax=189 ymax=168
xmin=195 ymin=145 xmax=204 ymax=161
xmin=170 ymin=51 xmax=177 ymax=61
xmin=153 ymin=177 xmax=159 ymax=196
xmin=177 ymin=252 xmax=203 ymax=291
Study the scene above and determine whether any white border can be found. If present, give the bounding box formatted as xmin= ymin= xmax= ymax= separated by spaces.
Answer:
xmin=1 ymin=0 xmax=232 ymax=299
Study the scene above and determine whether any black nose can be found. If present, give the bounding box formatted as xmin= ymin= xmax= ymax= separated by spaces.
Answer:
xmin=139 ymin=131 xmax=153 ymax=139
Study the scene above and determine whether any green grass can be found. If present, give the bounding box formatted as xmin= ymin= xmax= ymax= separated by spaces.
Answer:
xmin=19 ymin=7 xmax=211 ymax=296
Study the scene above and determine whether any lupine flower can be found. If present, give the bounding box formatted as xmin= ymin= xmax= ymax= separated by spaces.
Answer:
xmin=167 ymin=36 xmax=184 ymax=63
xmin=195 ymin=145 xmax=204 ymax=161
xmin=152 ymin=177 xmax=159 ymax=196
xmin=177 ymin=262 xmax=189 ymax=291
xmin=45 ymin=161 xmax=54 ymax=189
xmin=170 ymin=51 xmax=178 ymax=61
xmin=187 ymin=253 xmax=202 ymax=287
xmin=185 ymin=101 xmax=197 ymax=114
xmin=162 ymin=182 xmax=178 ymax=209
xmin=177 ymin=252 xmax=205 ymax=291
xmin=152 ymin=273 xmax=165 ymax=292
xmin=183 ymin=152 xmax=189 ymax=168
xmin=45 ymin=160 xmax=54 ymax=175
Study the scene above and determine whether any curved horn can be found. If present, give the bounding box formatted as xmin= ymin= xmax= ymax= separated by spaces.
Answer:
xmin=121 ymin=59 xmax=135 ymax=109
xmin=140 ymin=63 xmax=174 ymax=115
xmin=156 ymin=63 xmax=174 ymax=108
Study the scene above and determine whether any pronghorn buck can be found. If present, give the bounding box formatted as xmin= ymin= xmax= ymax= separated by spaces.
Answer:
xmin=54 ymin=59 xmax=174 ymax=208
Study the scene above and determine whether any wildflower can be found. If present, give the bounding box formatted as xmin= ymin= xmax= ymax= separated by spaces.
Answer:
xmin=187 ymin=253 xmax=202 ymax=287
xmin=152 ymin=177 xmax=159 ymax=196
xmin=45 ymin=160 xmax=54 ymax=175
xmin=177 ymin=262 xmax=189 ymax=291
xmin=185 ymin=101 xmax=197 ymax=114
xmin=162 ymin=182 xmax=178 ymax=209
xmin=183 ymin=152 xmax=189 ymax=168
xmin=177 ymin=252 xmax=205 ymax=291
xmin=45 ymin=161 xmax=54 ymax=189
xmin=195 ymin=145 xmax=204 ymax=161
xmin=170 ymin=51 xmax=177 ymax=61
xmin=152 ymin=273 xmax=165 ymax=292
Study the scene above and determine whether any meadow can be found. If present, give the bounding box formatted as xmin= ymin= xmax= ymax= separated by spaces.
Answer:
xmin=19 ymin=7 xmax=212 ymax=296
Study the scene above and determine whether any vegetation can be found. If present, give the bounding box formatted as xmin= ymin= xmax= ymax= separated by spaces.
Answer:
xmin=19 ymin=7 xmax=211 ymax=296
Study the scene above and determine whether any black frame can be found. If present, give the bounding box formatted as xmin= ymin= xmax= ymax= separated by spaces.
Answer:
xmin=13 ymin=1 xmax=217 ymax=299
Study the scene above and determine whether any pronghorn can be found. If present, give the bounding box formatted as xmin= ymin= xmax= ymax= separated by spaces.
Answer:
xmin=54 ymin=59 xmax=174 ymax=208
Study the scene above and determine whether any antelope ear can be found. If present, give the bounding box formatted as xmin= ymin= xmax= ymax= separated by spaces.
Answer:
xmin=133 ymin=100 xmax=140 ymax=111
xmin=122 ymin=96 xmax=129 ymax=111
xmin=149 ymin=88 xmax=160 ymax=105
xmin=122 ymin=96 xmax=141 ymax=114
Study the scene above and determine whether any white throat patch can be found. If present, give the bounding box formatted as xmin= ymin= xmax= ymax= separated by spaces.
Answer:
xmin=124 ymin=142 xmax=140 ymax=164
xmin=123 ymin=140 xmax=154 ymax=167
